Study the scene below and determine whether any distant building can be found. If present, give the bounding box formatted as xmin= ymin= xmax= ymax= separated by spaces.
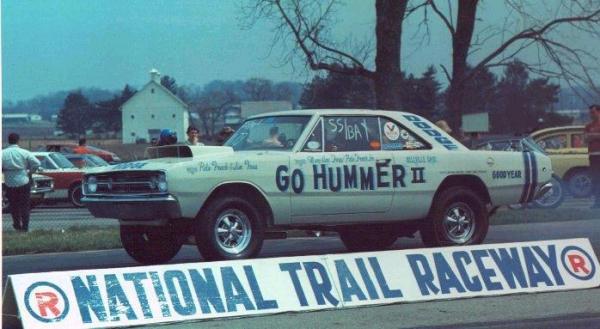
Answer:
xmin=2 ymin=114 xmax=34 ymax=124
xmin=221 ymin=101 xmax=293 ymax=128
xmin=121 ymin=69 xmax=190 ymax=144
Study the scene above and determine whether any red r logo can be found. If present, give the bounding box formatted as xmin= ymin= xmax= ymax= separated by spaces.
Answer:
xmin=35 ymin=292 xmax=60 ymax=317
xmin=568 ymin=254 xmax=590 ymax=274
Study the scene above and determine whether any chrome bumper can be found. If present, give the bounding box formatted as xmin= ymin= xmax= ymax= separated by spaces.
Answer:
xmin=82 ymin=194 xmax=182 ymax=220
xmin=533 ymin=182 xmax=553 ymax=200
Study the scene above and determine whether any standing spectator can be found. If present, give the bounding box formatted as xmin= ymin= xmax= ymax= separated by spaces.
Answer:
xmin=185 ymin=126 xmax=204 ymax=146
xmin=216 ymin=126 xmax=236 ymax=145
xmin=585 ymin=104 xmax=600 ymax=208
xmin=2 ymin=133 xmax=41 ymax=232
xmin=79 ymin=137 xmax=87 ymax=147
xmin=435 ymin=120 xmax=453 ymax=135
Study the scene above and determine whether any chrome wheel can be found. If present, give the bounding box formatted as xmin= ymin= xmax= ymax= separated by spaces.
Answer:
xmin=443 ymin=202 xmax=475 ymax=244
xmin=533 ymin=176 xmax=564 ymax=208
xmin=214 ymin=209 xmax=252 ymax=255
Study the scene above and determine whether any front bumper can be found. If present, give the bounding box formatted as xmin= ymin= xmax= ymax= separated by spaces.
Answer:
xmin=82 ymin=194 xmax=182 ymax=220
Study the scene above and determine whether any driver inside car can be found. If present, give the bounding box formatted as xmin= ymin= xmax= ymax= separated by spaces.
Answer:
xmin=262 ymin=126 xmax=283 ymax=147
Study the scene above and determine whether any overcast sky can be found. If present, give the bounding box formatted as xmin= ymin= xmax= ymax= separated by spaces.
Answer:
xmin=2 ymin=0 xmax=595 ymax=102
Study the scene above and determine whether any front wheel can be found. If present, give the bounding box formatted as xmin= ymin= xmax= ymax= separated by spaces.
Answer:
xmin=195 ymin=196 xmax=265 ymax=261
xmin=120 ymin=225 xmax=183 ymax=264
xmin=421 ymin=186 xmax=489 ymax=247
xmin=69 ymin=183 xmax=84 ymax=207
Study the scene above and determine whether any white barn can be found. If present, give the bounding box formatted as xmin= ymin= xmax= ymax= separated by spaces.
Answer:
xmin=121 ymin=69 xmax=190 ymax=144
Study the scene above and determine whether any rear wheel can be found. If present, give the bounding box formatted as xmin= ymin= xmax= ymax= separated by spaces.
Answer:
xmin=566 ymin=170 xmax=593 ymax=198
xmin=195 ymin=196 xmax=265 ymax=261
xmin=339 ymin=226 xmax=397 ymax=252
xmin=69 ymin=183 xmax=84 ymax=207
xmin=120 ymin=225 xmax=183 ymax=264
xmin=532 ymin=175 xmax=565 ymax=209
xmin=421 ymin=186 xmax=488 ymax=247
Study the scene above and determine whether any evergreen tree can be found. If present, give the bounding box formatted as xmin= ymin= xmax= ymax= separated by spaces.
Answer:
xmin=57 ymin=91 xmax=93 ymax=136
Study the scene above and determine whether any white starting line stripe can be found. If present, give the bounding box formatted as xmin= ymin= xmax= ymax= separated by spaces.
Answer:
xmin=3 ymin=239 xmax=599 ymax=329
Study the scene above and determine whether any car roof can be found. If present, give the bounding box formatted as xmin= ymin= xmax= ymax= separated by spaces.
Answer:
xmin=530 ymin=125 xmax=584 ymax=137
xmin=249 ymin=109 xmax=411 ymax=119
xmin=32 ymin=151 xmax=61 ymax=156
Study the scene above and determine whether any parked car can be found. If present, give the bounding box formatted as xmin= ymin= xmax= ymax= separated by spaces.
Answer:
xmin=530 ymin=126 xmax=591 ymax=198
xmin=42 ymin=143 xmax=121 ymax=164
xmin=64 ymin=154 xmax=110 ymax=169
xmin=473 ymin=136 xmax=565 ymax=208
xmin=83 ymin=109 xmax=554 ymax=265
xmin=2 ymin=173 xmax=54 ymax=213
xmin=32 ymin=152 xmax=85 ymax=207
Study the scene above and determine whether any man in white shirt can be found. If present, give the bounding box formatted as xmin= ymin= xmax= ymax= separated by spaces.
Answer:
xmin=2 ymin=133 xmax=41 ymax=232
xmin=185 ymin=126 xmax=204 ymax=146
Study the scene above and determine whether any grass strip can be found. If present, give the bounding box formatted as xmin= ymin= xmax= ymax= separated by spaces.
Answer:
xmin=2 ymin=226 xmax=121 ymax=256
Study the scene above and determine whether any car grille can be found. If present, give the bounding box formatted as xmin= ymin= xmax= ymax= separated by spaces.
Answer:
xmin=87 ymin=171 xmax=164 ymax=195
xmin=35 ymin=179 xmax=53 ymax=189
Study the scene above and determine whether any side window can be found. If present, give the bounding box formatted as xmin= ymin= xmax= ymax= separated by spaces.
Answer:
xmin=537 ymin=134 xmax=567 ymax=150
xmin=380 ymin=117 xmax=428 ymax=150
xmin=302 ymin=119 xmax=323 ymax=152
xmin=324 ymin=116 xmax=380 ymax=152
xmin=36 ymin=156 xmax=57 ymax=170
xmin=571 ymin=133 xmax=586 ymax=148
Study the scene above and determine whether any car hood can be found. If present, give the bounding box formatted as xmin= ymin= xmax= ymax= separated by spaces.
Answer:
xmin=85 ymin=146 xmax=237 ymax=173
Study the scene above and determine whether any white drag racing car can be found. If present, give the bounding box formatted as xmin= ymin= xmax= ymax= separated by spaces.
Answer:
xmin=83 ymin=110 xmax=553 ymax=264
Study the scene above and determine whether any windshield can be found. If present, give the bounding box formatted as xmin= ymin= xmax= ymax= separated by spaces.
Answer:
xmin=88 ymin=155 xmax=109 ymax=166
xmin=523 ymin=137 xmax=547 ymax=154
xmin=225 ymin=115 xmax=312 ymax=151
xmin=50 ymin=153 xmax=76 ymax=169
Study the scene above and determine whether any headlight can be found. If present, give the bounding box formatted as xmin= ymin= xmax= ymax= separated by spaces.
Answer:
xmin=87 ymin=176 xmax=97 ymax=193
xmin=157 ymin=173 xmax=168 ymax=192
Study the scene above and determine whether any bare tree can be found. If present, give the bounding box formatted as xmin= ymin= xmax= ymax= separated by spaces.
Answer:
xmin=426 ymin=0 xmax=600 ymax=125
xmin=194 ymin=90 xmax=239 ymax=137
xmin=245 ymin=0 xmax=415 ymax=110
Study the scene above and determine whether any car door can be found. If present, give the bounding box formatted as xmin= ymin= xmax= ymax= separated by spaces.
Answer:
xmin=289 ymin=115 xmax=395 ymax=224
xmin=378 ymin=116 xmax=438 ymax=220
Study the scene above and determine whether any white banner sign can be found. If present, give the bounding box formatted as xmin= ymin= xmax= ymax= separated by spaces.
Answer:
xmin=3 ymin=239 xmax=599 ymax=328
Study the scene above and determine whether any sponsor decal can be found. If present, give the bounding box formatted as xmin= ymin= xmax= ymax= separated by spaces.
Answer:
xmin=112 ymin=162 xmax=148 ymax=170
xmin=6 ymin=239 xmax=599 ymax=328
xmin=492 ymin=170 xmax=522 ymax=179
xmin=276 ymin=161 xmax=427 ymax=193
xmin=403 ymin=115 xmax=458 ymax=150
xmin=383 ymin=122 xmax=400 ymax=141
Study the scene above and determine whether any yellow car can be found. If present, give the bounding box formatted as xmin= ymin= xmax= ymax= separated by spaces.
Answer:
xmin=530 ymin=125 xmax=592 ymax=198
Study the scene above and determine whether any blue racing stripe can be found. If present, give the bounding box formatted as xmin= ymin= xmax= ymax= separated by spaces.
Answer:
xmin=526 ymin=151 xmax=538 ymax=203
xmin=520 ymin=151 xmax=531 ymax=203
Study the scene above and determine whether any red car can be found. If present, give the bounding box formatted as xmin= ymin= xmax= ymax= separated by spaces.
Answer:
xmin=32 ymin=152 xmax=85 ymax=207
xmin=43 ymin=143 xmax=121 ymax=164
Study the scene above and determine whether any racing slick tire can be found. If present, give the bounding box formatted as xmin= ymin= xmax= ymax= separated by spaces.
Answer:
xmin=68 ymin=183 xmax=84 ymax=208
xmin=195 ymin=196 xmax=265 ymax=261
xmin=339 ymin=226 xmax=398 ymax=252
xmin=120 ymin=225 xmax=183 ymax=265
xmin=421 ymin=186 xmax=488 ymax=247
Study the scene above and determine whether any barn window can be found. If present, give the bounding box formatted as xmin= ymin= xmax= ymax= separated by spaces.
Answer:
xmin=172 ymin=114 xmax=176 ymax=118
xmin=151 ymin=114 xmax=155 ymax=119
xmin=131 ymin=115 xmax=135 ymax=119
xmin=131 ymin=132 xmax=136 ymax=136
xmin=151 ymin=88 xmax=155 ymax=94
